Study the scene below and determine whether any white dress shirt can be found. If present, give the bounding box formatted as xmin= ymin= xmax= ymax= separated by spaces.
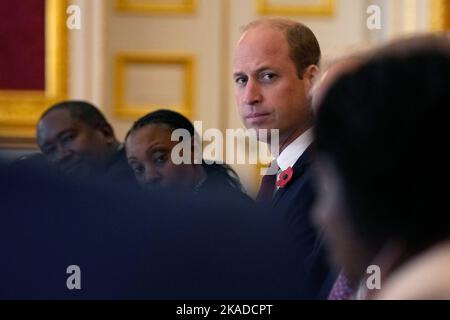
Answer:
xmin=276 ymin=128 xmax=313 ymax=171
xmin=273 ymin=128 xmax=313 ymax=188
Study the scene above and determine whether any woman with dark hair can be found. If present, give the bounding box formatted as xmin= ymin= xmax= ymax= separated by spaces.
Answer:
xmin=125 ymin=109 xmax=247 ymax=197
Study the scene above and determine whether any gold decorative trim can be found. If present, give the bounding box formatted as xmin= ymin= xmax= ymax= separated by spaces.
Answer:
xmin=0 ymin=0 xmax=67 ymax=139
xmin=114 ymin=53 xmax=195 ymax=120
xmin=255 ymin=0 xmax=334 ymax=16
xmin=430 ymin=0 xmax=450 ymax=31
xmin=219 ymin=0 xmax=230 ymax=133
xmin=0 ymin=136 xmax=38 ymax=149
xmin=116 ymin=0 xmax=196 ymax=14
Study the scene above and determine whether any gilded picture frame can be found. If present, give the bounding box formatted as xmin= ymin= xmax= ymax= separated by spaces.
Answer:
xmin=255 ymin=0 xmax=335 ymax=16
xmin=430 ymin=0 xmax=450 ymax=31
xmin=0 ymin=0 xmax=67 ymax=143
xmin=114 ymin=53 xmax=195 ymax=120
xmin=116 ymin=0 xmax=197 ymax=14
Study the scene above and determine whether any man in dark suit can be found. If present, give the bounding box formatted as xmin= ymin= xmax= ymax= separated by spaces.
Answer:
xmin=36 ymin=100 xmax=136 ymax=187
xmin=233 ymin=18 xmax=334 ymax=298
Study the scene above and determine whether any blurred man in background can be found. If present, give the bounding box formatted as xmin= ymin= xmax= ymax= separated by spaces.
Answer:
xmin=36 ymin=100 xmax=135 ymax=186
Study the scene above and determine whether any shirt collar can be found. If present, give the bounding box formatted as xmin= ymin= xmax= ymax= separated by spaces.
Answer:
xmin=276 ymin=128 xmax=313 ymax=171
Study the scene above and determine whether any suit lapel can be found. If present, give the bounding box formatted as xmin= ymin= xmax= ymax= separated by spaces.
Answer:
xmin=272 ymin=143 xmax=315 ymax=206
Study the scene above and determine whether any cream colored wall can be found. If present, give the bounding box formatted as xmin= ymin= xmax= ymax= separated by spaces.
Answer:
xmin=104 ymin=0 xmax=226 ymax=140
xmin=67 ymin=0 xmax=440 ymax=195
xmin=68 ymin=0 xmax=106 ymax=107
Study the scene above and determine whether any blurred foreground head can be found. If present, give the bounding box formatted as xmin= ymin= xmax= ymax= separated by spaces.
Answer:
xmin=0 ymin=159 xmax=294 ymax=299
xmin=314 ymin=35 xmax=450 ymax=284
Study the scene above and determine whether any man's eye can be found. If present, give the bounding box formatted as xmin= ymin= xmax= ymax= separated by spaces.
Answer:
xmin=261 ymin=73 xmax=276 ymax=81
xmin=234 ymin=76 xmax=247 ymax=85
xmin=60 ymin=133 xmax=76 ymax=144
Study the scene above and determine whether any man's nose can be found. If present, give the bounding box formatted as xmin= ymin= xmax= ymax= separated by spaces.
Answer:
xmin=55 ymin=145 xmax=73 ymax=163
xmin=243 ymin=79 xmax=262 ymax=105
xmin=143 ymin=167 xmax=162 ymax=186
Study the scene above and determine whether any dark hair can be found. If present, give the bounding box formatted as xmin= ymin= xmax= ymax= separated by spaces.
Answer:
xmin=40 ymin=100 xmax=110 ymax=129
xmin=315 ymin=36 xmax=450 ymax=257
xmin=126 ymin=109 xmax=196 ymax=140
xmin=126 ymin=109 xmax=244 ymax=191
xmin=243 ymin=18 xmax=321 ymax=79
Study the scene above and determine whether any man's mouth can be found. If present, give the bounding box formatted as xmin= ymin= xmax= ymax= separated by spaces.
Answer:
xmin=245 ymin=112 xmax=271 ymax=124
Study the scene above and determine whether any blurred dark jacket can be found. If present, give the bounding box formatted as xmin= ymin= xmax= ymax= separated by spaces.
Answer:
xmin=0 ymin=160 xmax=300 ymax=299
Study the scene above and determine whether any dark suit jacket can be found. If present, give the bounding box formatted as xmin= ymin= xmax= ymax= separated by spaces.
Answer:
xmin=104 ymin=146 xmax=138 ymax=189
xmin=270 ymin=144 xmax=336 ymax=299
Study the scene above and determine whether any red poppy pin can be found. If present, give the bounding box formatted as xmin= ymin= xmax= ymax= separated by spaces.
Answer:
xmin=276 ymin=167 xmax=294 ymax=188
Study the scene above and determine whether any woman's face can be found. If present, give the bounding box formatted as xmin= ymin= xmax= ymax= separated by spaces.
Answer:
xmin=313 ymin=155 xmax=370 ymax=282
xmin=125 ymin=124 xmax=197 ymax=191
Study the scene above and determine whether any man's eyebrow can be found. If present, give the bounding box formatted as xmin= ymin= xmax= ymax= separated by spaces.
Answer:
xmin=233 ymin=71 xmax=246 ymax=78
xmin=56 ymin=128 xmax=76 ymax=139
xmin=233 ymin=66 xmax=273 ymax=78
xmin=39 ymin=129 xmax=75 ymax=150
xmin=255 ymin=66 xmax=273 ymax=74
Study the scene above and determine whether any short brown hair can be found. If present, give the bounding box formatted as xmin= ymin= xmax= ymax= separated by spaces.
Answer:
xmin=243 ymin=18 xmax=321 ymax=79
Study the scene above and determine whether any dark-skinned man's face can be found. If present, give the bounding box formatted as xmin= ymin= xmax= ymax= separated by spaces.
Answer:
xmin=37 ymin=109 xmax=115 ymax=178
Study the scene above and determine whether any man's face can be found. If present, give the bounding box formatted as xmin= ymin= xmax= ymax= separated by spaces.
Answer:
xmin=125 ymin=124 xmax=197 ymax=191
xmin=37 ymin=109 xmax=114 ymax=177
xmin=233 ymin=25 xmax=314 ymax=144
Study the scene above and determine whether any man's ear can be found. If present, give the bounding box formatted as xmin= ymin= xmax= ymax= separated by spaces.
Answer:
xmin=302 ymin=64 xmax=320 ymax=94
xmin=98 ymin=123 xmax=116 ymax=143
xmin=303 ymin=64 xmax=319 ymax=83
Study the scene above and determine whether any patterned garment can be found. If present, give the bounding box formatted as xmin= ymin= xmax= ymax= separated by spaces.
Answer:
xmin=256 ymin=173 xmax=277 ymax=202
xmin=328 ymin=273 xmax=355 ymax=300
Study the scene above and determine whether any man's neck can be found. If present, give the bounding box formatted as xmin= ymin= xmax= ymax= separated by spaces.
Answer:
xmin=270 ymin=125 xmax=312 ymax=155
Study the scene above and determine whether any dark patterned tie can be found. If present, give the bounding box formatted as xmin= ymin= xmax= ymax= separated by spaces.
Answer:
xmin=256 ymin=172 xmax=277 ymax=202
